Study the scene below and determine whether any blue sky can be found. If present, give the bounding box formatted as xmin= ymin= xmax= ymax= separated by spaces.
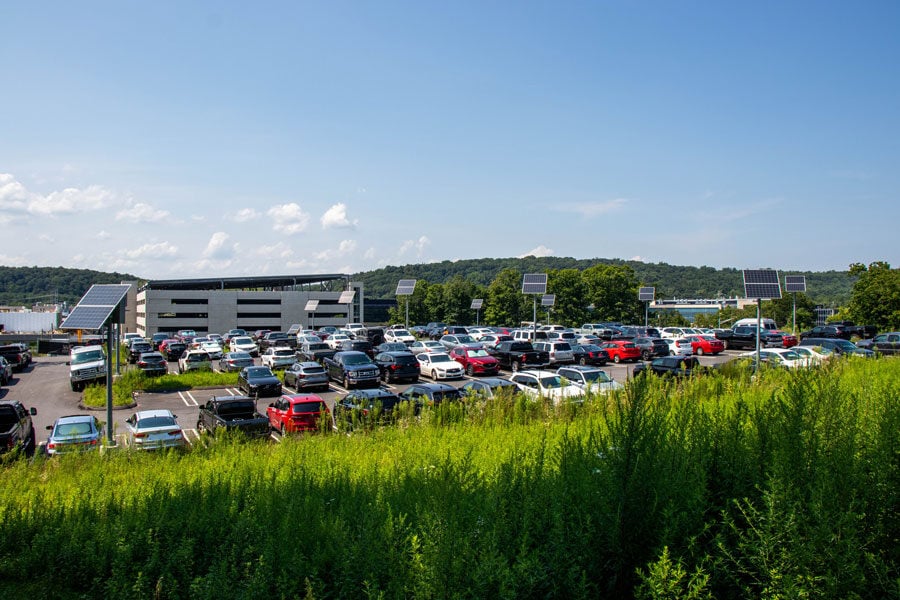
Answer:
xmin=2 ymin=1 xmax=898 ymax=279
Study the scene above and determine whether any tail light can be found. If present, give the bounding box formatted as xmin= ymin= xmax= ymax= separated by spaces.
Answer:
xmin=134 ymin=432 xmax=147 ymax=438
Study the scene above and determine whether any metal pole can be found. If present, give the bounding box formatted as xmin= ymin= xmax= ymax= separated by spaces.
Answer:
xmin=532 ymin=297 xmax=537 ymax=342
xmin=755 ymin=299 xmax=761 ymax=376
xmin=792 ymin=293 xmax=797 ymax=334
xmin=106 ymin=326 xmax=115 ymax=445
xmin=405 ymin=297 xmax=409 ymax=330
xmin=644 ymin=301 xmax=649 ymax=328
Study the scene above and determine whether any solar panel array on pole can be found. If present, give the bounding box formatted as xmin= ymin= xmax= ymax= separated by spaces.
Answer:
xmin=541 ymin=294 xmax=555 ymax=307
xmin=470 ymin=299 xmax=483 ymax=310
xmin=60 ymin=284 xmax=132 ymax=330
xmin=784 ymin=275 xmax=807 ymax=293
xmin=638 ymin=287 xmax=655 ymax=301
xmin=742 ymin=269 xmax=782 ymax=299
xmin=521 ymin=273 xmax=547 ymax=294
xmin=395 ymin=279 xmax=417 ymax=295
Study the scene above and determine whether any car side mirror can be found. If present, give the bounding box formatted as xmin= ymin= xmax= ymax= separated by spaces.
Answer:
xmin=46 ymin=424 xmax=53 ymax=430
xmin=30 ymin=407 xmax=37 ymax=416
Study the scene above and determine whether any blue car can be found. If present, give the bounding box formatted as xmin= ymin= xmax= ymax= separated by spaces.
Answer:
xmin=45 ymin=414 xmax=103 ymax=455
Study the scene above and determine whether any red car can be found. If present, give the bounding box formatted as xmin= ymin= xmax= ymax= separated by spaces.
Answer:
xmin=771 ymin=331 xmax=799 ymax=348
xmin=598 ymin=340 xmax=642 ymax=363
xmin=449 ymin=346 xmax=500 ymax=376
xmin=266 ymin=394 xmax=330 ymax=434
xmin=686 ymin=335 xmax=725 ymax=356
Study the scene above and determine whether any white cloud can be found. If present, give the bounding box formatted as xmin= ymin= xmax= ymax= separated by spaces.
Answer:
xmin=399 ymin=236 xmax=430 ymax=257
xmin=29 ymin=184 xmax=117 ymax=215
xmin=229 ymin=208 xmax=259 ymax=222
xmin=203 ymin=232 xmax=235 ymax=260
xmin=630 ymin=255 xmax=646 ymax=262
xmin=0 ymin=173 xmax=32 ymax=211
xmin=556 ymin=198 xmax=628 ymax=218
xmin=125 ymin=242 xmax=179 ymax=260
xmin=364 ymin=247 xmax=376 ymax=260
xmin=116 ymin=202 xmax=172 ymax=223
xmin=268 ymin=203 xmax=310 ymax=235
xmin=519 ymin=245 xmax=554 ymax=258
xmin=321 ymin=203 xmax=357 ymax=229
xmin=96 ymin=230 xmax=111 ymax=240
xmin=0 ymin=253 xmax=28 ymax=266
xmin=255 ymin=242 xmax=294 ymax=259
xmin=338 ymin=239 xmax=357 ymax=254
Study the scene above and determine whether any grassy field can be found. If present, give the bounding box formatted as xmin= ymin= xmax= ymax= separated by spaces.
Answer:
xmin=3 ymin=359 xmax=898 ymax=599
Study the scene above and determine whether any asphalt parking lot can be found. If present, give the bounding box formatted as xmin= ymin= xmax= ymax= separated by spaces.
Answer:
xmin=3 ymin=350 xmax=738 ymax=449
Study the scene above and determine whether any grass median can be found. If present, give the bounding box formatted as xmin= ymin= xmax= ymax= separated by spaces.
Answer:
xmin=81 ymin=368 xmax=251 ymax=407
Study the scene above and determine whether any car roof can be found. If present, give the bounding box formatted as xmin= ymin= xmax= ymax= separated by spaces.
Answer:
xmin=54 ymin=414 xmax=95 ymax=424
xmin=134 ymin=409 xmax=175 ymax=418
xmin=282 ymin=393 xmax=324 ymax=402
xmin=345 ymin=388 xmax=400 ymax=398
xmin=409 ymin=382 xmax=456 ymax=391
xmin=557 ymin=365 xmax=603 ymax=373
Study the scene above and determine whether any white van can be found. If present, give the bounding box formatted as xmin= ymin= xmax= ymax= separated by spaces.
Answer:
xmin=733 ymin=318 xmax=778 ymax=331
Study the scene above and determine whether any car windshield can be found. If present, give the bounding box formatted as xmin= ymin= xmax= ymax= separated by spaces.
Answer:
xmin=833 ymin=340 xmax=858 ymax=350
xmin=274 ymin=349 xmax=293 ymax=356
xmin=538 ymin=375 xmax=564 ymax=389
xmin=393 ymin=330 xmax=410 ymax=336
xmin=233 ymin=337 xmax=253 ymax=344
xmin=466 ymin=349 xmax=489 ymax=357
xmin=247 ymin=367 xmax=275 ymax=377
xmin=781 ymin=350 xmax=802 ymax=360
xmin=582 ymin=371 xmax=613 ymax=383
xmin=72 ymin=350 xmax=104 ymax=364
xmin=342 ymin=354 xmax=373 ymax=365
xmin=457 ymin=335 xmax=476 ymax=343
xmin=136 ymin=416 xmax=177 ymax=429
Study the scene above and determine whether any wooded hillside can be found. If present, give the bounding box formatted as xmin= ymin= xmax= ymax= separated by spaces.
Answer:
xmin=0 ymin=266 xmax=140 ymax=306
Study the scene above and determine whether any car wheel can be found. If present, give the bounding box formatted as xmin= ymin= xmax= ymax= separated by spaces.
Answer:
xmin=579 ymin=357 xmax=587 ymax=366
xmin=723 ymin=340 xmax=730 ymax=350
xmin=466 ymin=365 xmax=474 ymax=376
xmin=613 ymin=354 xmax=621 ymax=364
xmin=25 ymin=429 xmax=36 ymax=457
xmin=696 ymin=348 xmax=704 ymax=356
xmin=280 ymin=424 xmax=286 ymax=436
xmin=511 ymin=361 xmax=520 ymax=372
xmin=343 ymin=375 xmax=350 ymax=389
xmin=196 ymin=420 xmax=204 ymax=432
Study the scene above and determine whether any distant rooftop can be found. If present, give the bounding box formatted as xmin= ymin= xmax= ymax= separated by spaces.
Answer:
xmin=139 ymin=274 xmax=350 ymax=292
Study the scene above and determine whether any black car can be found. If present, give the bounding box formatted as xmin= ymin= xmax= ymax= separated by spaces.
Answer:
xmin=339 ymin=339 xmax=376 ymax=358
xmin=376 ymin=342 xmax=409 ymax=353
xmin=135 ymin=352 xmax=168 ymax=376
xmin=631 ymin=337 xmax=670 ymax=361
xmin=162 ymin=341 xmax=187 ymax=361
xmin=127 ymin=341 xmax=153 ymax=364
xmin=238 ymin=366 xmax=283 ymax=398
xmin=296 ymin=342 xmax=337 ymax=363
xmin=459 ymin=378 xmax=520 ymax=399
xmin=570 ymin=344 xmax=609 ymax=366
xmin=337 ymin=388 xmax=404 ymax=419
xmin=798 ymin=338 xmax=876 ymax=358
xmin=151 ymin=332 xmax=170 ymax=350
xmin=373 ymin=351 xmax=420 ymax=383
xmin=399 ymin=383 xmax=462 ymax=407
xmin=633 ymin=356 xmax=704 ymax=378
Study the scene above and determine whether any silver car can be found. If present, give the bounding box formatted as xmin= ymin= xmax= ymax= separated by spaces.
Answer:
xmin=45 ymin=414 xmax=103 ymax=455
xmin=124 ymin=409 xmax=187 ymax=450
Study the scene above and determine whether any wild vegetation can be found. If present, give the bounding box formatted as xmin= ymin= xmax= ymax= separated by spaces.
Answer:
xmin=2 ymin=359 xmax=897 ymax=599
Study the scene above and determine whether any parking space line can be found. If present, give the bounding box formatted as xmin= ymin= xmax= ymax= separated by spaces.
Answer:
xmin=178 ymin=391 xmax=199 ymax=406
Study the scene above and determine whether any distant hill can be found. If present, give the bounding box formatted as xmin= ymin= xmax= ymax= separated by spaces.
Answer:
xmin=352 ymin=257 xmax=855 ymax=305
xmin=0 ymin=259 xmax=855 ymax=309
xmin=0 ymin=266 xmax=141 ymax=307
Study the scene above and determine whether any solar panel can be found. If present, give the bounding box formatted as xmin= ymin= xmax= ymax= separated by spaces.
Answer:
xmin=784 ymin=275 xmax=807 ymax=293
xmin=541 ymin=294 xmax=556 ymax=307
xmin=304 ymin=300 xmax=320 ymax=311
xmin=470 ymin=299 xmax=483 ymax=310
xmin=395 ymin=279 xmax=417 ymax=295
xmin=60 ymin=284 xmax=132 ymax=330
xmin=522 ymin=273 xmax=548 ymax=294
xmin=338 ymin=291 xmax=356 ymax=304
xmin=638 ymin=286 xmax=655 ymax=301
xmin=742 ymin=269 xmax=782 ymax=299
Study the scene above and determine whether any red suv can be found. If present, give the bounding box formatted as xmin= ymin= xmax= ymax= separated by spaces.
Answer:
xmin=266 ymin=394 xmax=330 ymax=434
xmin=598 ymin=340 xmax=642 ymax=363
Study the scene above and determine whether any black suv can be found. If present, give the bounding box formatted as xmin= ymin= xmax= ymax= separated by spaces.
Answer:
xmin=374 ymin=351 xmax=420 ymax=383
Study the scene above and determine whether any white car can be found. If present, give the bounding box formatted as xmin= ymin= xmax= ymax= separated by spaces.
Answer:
xmin=555 ymin=366 xmax=624 ymax=394
xmin=791 ymin=345 xmax=833 ymax=366
xmin=416 ymin=352 xmax=465 ymax=380
xmin=663 ymin=338 xmax=693 ymax=357
xmin=297 ymin=334 xmax=322 ymax=345
xmin=467 ymin=327 xmax=494 ymax=340
xmin=199 ymin=340 xmax=224 ymax=360
xmin=740 ymin=348 xmax=806 ymax=369
xmin=384 ymin=328 xmax=416 ymax=345
xmin=409 ymin=340 xmax=444 ymax=354
xmin=229 ymin=336 xmax=259 ymax=357
xmin=327 ymin=333 xmax=352 ymax=350
xmin=124 ymin=409 xmax=187 ymax=450
xmin=178 ymin=350 xmax=211 ymax=374
xmin=509 ymin=370 xmax=585 ymax=404
xmin=260 ymin=347 xmax=296 ymax=370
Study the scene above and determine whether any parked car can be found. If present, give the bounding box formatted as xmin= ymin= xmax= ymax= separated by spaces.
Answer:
xmin=409 ymin=340 xmax=445 ymax=354
xmin=0 ymin=400 xmax=37 ymax=458
xmin=336 ymin=389 xmax=404 ymax=426
xmin=283 ymin=361 xmax=330 ymax=392
xmin=127 ymin=340 xmax=153 ymax=364
xmin=460 ymin=377 xmax=520 ymax=399
xmin=178 ymin=350 xmax=211 ymax=374
xmin=739 ymin=348 xmax=806 ymax=369
xmin=799 ymin=325 xmax=853 ymax=341
xmin=556 ymin=365 xmax=623 ymax=394
xmin=533 ymin=341 xmax=575 ymax=365
xmin=416 ymin=352 xmax=465 ymax=380
xmin=448 ymin=346 xmax=500 ymax=376
xmin=439 ymin=334 xmax=480 ymax=351
xmin=238 ymin=366 xmax=283 ymax=398
xmin=323 ymin=351 xmax=380 ymax=389
xmin=296 ymin=341 xmax=337 ymax=363
xmin=326 ymin=333 xmax=352 ymax=350
xmin=373 ymin=351 xmax=420 ymax=383
xmin=135 ymin=352 xmax=168 ymax=376
xmin=45 ymin=414 xmax=103 ymax=455
xmin=259 ymin=332 xmax=294 ymax=352
xmin=384 ymin=328 xmax=416 ymax=345
xmin=196 ymin=396 xmax=270 ymax=438
xmin=791 ymin=345 xmax=834 ymax=366
xmin=660 ymin=338 xmax=693 ymax=357
xmin=856 ymin=332 xmax=900 ymax=356
xmin=123 ymin=409 xmax=187 ymax=450
xmin=376 ymin=342 xmax=409 ymax=353
xmin=338 ymin=339 xmax=376 ymax=358
xmin=160 ymin=340 xmax=187 ymax=361
xmin=798 ymin=338 xmax=876 ymax=358
xmin=0 ymin=357 xmax=12 ymax=385
xmin=631 ymin=337 xmax=670 ymax=361
xmin=151 ymin=332 xmax=170 ymax=349
xmin=218 ymin=351 xmax=254 ymax=372
xmin=769 ymin=331 xmax=799 ymax=349
xmin=683 ymin=335 xmax=725 ymax=356
xmin=260 ymin=347 xmax=297 ymax=370
xmin=267 ymin=394 xmax=331 ymax=434
xmin=509 ymin=370 xmax=585 ymax=404
xmin=478 ymin=334 xmax=513 ymax=350
xmin=399 ymin=382 xmax=462 ymax=407
xmin=633 ymin=356 xmax=705 ymax=378
xmin=198 ymin=340 xmax=224 ymax=360
xmin=223 ymin=328 xmax=247 ymax=342
xmin=228 ymin=336 xmax=259 ymax=357
xmin=598 ymin=340 xmax=642 ymax=363
xmin=487 ymin=341 xmax=550 ymax=372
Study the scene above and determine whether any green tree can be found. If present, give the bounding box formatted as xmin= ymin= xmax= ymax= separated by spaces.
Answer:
xmin=765 ymin=292 xmax=816 ymax=332
xmin=583 ymin=264 xmax=643 ymax=323
xmin=547 ymin=268 xmax=587 ymax=327
xmin=424 ymin=283 xmax=446 ymax=324
xmin=847 ymin=261 xmax=900 ymax=330
xmin=387 ymin=280 xmax=430 ymax=326
xmin=442 ymin=275 xmax=481 ymax=324
xmin=485 ymin=268 xmax=529 ymax=326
